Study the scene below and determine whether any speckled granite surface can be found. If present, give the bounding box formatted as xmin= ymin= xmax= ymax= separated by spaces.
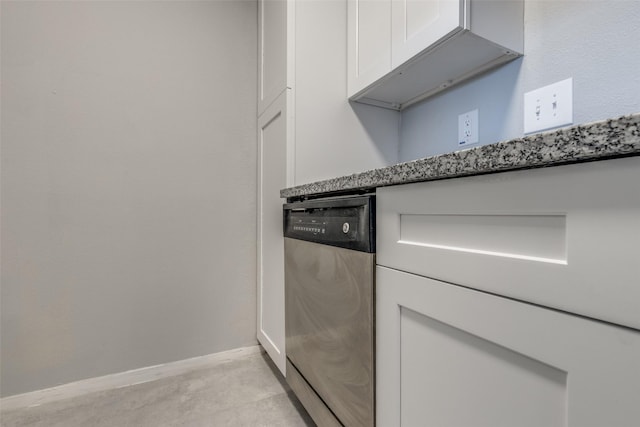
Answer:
xmin=281 ymin=113 xmax=640 ymax=199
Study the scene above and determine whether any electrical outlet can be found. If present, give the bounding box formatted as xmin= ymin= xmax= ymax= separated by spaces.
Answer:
xmin=524 ymin=78 xmax=573 ymax=134
xmin=458 ymin=109 xmax=479 ymax=147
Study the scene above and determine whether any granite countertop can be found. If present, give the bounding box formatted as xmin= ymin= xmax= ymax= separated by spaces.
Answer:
xmin=281 ymin=113 xmax=640 ymax=199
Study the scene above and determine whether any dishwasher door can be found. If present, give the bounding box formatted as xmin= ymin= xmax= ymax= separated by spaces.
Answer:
xmin=285 ymin=237 xmax=375 ymax=427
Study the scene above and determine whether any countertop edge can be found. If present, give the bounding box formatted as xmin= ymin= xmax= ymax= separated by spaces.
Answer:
xmin=281 ymin=113 xmax=640 ymax=199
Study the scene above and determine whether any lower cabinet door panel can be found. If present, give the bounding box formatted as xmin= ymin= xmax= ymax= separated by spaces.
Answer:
xmin=376 ymin=266 xmax=640 ymax=427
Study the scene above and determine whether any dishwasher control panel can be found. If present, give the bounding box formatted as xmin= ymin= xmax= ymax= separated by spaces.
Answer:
xmin=287 ymin=212 xmax=357 ymax=241
xmin=283 ymin=195 xmax=374 ymax=253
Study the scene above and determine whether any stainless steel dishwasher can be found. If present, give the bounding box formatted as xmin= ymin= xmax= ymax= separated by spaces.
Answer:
xmin=283 ymin=194 xmax=375 ymax=427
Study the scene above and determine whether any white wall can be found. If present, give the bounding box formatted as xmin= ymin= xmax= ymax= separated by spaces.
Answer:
xmin=400 ymin=1 xmax=640 ymax=161
xmin=1 ymin=0 xmax=257 ymax=397
xmin=293 ymin=0 xmax=400 ymax=185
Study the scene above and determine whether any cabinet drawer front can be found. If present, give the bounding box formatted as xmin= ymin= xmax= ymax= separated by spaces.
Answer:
xmin=377 ymin=156 xmax=640 ymax=329
xmin=377 ymin=266 xmax=640 ymax=427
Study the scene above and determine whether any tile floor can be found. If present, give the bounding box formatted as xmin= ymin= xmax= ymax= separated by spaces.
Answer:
xmin=1 ymin=350 xmax=315 ymax=427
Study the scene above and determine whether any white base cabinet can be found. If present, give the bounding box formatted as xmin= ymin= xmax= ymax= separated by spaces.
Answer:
xmin=376 ymin=157 xmax=640 ymax=426
xmin=377 ymin=266 xmax=640 ymax=427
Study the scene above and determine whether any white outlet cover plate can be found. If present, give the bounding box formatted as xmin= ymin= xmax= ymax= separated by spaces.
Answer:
xmin=458 ymin=109 xmax=479 ymax=147
xmin=524 ymin=78 xmax=573 ymax=134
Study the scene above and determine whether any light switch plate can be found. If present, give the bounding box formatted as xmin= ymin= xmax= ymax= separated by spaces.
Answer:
xmin=524 ymin=78 xmax=573 ymax=134
xmin=458 ymin=109 xmax=479 ymax=147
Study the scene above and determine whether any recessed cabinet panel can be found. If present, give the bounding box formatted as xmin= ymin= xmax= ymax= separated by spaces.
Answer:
xmin=391 ymin=0 xmax=463 ymax=68
xmin=401 ymin=307 xmax=567 ymax=427
xmin=347 ymin=0 xmax=392 ymax=96
xmin=376 ymin=266 xmax=640 ymax=427
xmin=399 ymin=213 xmax=567 ymax=263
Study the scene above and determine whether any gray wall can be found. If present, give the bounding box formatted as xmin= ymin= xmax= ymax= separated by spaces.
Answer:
xmin=400 ymin=1 xmax=640 ymax=161
xmin=1 ymin=0 xmax=257 ymax=397
xmin=294 ymin=0 xmax=400 ymax=185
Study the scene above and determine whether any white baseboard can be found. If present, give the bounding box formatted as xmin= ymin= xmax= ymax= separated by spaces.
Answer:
xmin=1 ymin=345 xmax=262 ymax=412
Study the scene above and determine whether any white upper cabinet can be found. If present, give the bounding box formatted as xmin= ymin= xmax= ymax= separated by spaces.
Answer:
xmin=258 ymin=0 xmax=294 ymax=116
xmin=348 ymin=0 xmax=523 ymax=110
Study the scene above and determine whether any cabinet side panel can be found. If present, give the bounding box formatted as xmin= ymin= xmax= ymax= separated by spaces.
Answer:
xmin=257 ymin=94 xmax=288 ymax=374
xmin=470 ymin=0 xmax=523 ymax=53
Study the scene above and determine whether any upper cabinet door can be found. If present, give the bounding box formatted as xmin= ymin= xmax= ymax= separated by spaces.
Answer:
xmin=347 ymin=0 xmax=392 ymax=97
xmin=391 ymin=0 xmax=464 ymax=68
xmin=258 ymin=0 xmax=293 ymax=115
